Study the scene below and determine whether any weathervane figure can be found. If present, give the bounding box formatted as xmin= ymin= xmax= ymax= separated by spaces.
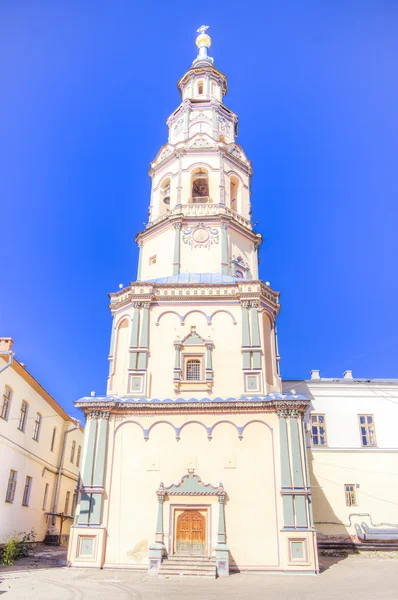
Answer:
xmin=193 ymin=25 xmax=213 ymax=65
xmin=197 ymin=25 xmax=209 ymax=34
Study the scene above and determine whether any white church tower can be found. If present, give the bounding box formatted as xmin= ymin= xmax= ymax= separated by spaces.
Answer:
xmin=68 ymin=28 xmax=318 ymax=576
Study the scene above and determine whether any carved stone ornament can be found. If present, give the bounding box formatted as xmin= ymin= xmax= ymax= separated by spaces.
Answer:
xmin=218 ymin=116 xmax=231 ymax=140
xmin=188 ymin=136 xmax=215 ymax=149
xmin=173 ymin=117 xmax=184 ymax=136
xmin=88 ymin=410 xmax=111 ymax=420
xmin=277 ymin=408 xmax=302 ymax=419
xmin=158 ymin=147 xmax=172 ymax=163
xmin=191 ymin=111 xmax=211 ymax=122
xmin=182 ymin=223 xmax=219 ymax=249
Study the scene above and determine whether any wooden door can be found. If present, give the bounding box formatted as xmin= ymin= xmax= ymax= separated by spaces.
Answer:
xmin=176 ymin=511 xmax=206 ymax=555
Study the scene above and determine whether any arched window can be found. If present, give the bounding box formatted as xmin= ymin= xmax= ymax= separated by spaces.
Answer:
xmin=197 ymin=80 xmax=204 ymax=95
xmin=230 ymin=176 xmax=239 ymax=212
xmin=160 ymin=178 xmax=171 ymax=215
xmin=186 ymin=359 xmax=201 ymax=381
xmin=211 ymin=81 xmax=217 ymax=98
xmin=191 ymin=168 xmax=209 ymax=203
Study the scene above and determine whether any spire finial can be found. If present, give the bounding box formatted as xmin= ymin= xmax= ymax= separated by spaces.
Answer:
xmin=193 ymin=25 xmax=213 ymax=66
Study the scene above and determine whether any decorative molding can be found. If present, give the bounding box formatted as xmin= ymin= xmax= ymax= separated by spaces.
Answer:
xmin=159 ymin=473 xmax=225 ymax=499
xmin=277 ymin=409 xmax=302 ymax=419
xmin=87 ymin=411 xmax=110 ymax=420
xmin=182 ymin=223 xmax=219 ymax=248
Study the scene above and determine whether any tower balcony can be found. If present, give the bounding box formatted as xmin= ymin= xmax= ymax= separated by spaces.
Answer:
xmin=147 ymin=203 xmax=252 ymax=230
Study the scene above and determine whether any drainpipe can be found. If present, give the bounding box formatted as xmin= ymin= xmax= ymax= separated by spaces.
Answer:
xmin=51 ymin=421 xmax=80 ymax=529
xmin=0 ymin=349 xmax=15 ymax=374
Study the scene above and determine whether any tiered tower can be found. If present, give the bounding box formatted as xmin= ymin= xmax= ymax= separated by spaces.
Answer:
xmin=107 ymin=27 xmax=281 ymax=400
xmin=68 ymin=28 xmax=318 ymax=576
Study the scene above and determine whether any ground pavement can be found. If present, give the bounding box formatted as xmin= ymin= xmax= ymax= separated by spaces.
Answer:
xmin=1 ymin=554 xmax=398 ymax=600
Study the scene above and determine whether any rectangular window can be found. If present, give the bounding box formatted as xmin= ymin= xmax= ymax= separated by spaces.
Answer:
xmin=5 ymin=470 xmax=17 ymax=503
xmin=185 ymin=358 xmax=202 ymax=381
xmin=358 ymin=414 xmax=377 ymax=447
xmin=64 ymin=491 xmax=71 ymax=515
xmin=33 ymin=413 xmax=42 ymax=441
xmin=18 ymin=401 xmax=28 ymax=432
xmin=22 ymin=476 xmax=32 ymax=507
xmin=345 ymin=484 xmax=358 ymax=506
xmin=50 ymin=427 xmax=56 ymax=451
xmin=70 ymin=440 xmax=76 ymax=463
xmin=76 ymin=445 xmax=82 ymax=468
xmin=310 ymin=414 xmax=328 ymax=446
xmin=42 ymin=483 xmax=49 ymax=510
xmin=1 ymin=386 xmax=12 ymax=420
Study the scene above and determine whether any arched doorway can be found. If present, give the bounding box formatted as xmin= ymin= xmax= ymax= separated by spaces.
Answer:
xmin=176 ymin=510 xmax=206 ymax=555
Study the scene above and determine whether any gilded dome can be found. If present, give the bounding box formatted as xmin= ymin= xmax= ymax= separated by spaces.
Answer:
xmin=196 ymin=33 xmax=211 ymax=48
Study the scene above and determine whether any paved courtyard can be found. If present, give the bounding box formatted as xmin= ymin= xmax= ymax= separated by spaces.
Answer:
xmin=1 ymin=555 xmax=398 ymax=600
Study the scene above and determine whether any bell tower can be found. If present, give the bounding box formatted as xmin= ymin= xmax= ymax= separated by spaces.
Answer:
xmin=106 ymin=26 xmax=282 ymax=400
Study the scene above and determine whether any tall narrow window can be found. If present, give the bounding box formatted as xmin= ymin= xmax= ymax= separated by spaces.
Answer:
xmin=33 ymin=413 xmax=42 ymax=441
xmin=76 ymin=445 xmax=82 ymax=468
xmin=50 ymin=427 xmax=56 ymax=451
xmin=358 ymin=414 xmax=377 ymax=447
xmin=230 ymin=176 xmax=239 ymax=212
xmin=5 ymin=470 xmax=17 ymax=503
xmin=345 ymin=484 xmax=358 ymax=506
xmin=42 ymin=483 xmax=49 ymax=510
xmin=310 ymin=414 xmax=328 ymax=446
xmin=71 ymin=493 xmax=77 ymax=517
xmin=197 ymin=80 xmax=204 ymax=95
xmin=186 ymin=359 xmax=201 ymax=381
xmin=64 ymin=491 xmax=71 ymax=515
xmin=1 ymin=386 xmax=12 ymax=420
xmin=191 ymin=168 xmax=209 ymax=203
xmin=70 ymin=440 xmax=76 ymax=463
xmin=18 ymin=401 xmax=28 ymax=432
xmin=22 ymin=476 xmax=32 ymax=506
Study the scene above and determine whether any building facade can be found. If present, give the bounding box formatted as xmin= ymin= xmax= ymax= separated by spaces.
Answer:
xmin=283 ymin=372 xmax=398 ymax=543
xmin=0 ymin=338 xmax=84 ymax=545
xmin=67 ymin=30 xmax=319 ymax=575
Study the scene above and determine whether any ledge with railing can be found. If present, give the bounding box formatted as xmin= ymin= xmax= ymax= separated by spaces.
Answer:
xmin=147 ymin=202 xmax=252 ymax=230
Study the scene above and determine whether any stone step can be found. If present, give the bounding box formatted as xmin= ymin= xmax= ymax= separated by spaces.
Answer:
xmin=161 ymin=563 xmax=215 ymax=571
xmin=165 ymin=555 xmax=215 ymax=562
xmin=159 ymin=557 xmax=217 ymax=578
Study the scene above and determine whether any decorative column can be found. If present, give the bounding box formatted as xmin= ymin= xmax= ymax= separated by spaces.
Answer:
xmin=219 ymin=153 xmax=225 ymax=204
xmin=221 ymin=222 xmax=228 ymax=274
xmin=212 ymin=108 xmax=219 ymax=140
xmin=173 ymin=343 xmax=182 ymax=387
xmin=205 ymin=343 xmax=213 ymax=385
xmin=215 ymin=484 xmax=229 ymax=577
xmin=128 ymin=302 xmax=141 ymax=371
xmin=148 ymin=483 xmax=166 ymax=575
xmin=137 ymin=302 xmax=150 ymax=369
xmin=241 ymin=301 xmax=251 ymax=369
xmin=78 ymin=411 xmax=110 ymax=526
xmin=137 ymin=241 xmax=143 ymax=281
xmin=250 ymin=300 xmax=261 ymax=369
xmin=278 ymin=409 xmax=295 ymax=528
xmin=173 ymin=222 xmax=182 ymax=275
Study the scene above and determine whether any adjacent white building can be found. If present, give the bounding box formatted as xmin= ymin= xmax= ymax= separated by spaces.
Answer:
xmin=0 ymin=338 xmax=84 ymax=544
xmin=283 ymin=371 xmax=398 ymax=542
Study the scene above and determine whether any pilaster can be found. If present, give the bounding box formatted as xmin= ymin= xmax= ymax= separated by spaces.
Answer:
xmin=128 ymin=302 xmax=141 ymax=370
xmin=173 ymin=222 xmax=182 ymax=275
xmin=137 ymin=301 xmax=150 ymax=369
xmin=221 ymin=222 xmax=228 ymax=274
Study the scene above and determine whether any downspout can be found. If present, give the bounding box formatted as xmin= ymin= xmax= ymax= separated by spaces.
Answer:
xmin=52 ymin=421 xmax=80 ymax=527
xmin=0 ymin=350 xmax=15 ymax=374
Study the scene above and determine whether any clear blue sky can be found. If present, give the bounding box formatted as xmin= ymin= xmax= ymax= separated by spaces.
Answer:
xmin=1 ymin=1 xmax=397 ymax=420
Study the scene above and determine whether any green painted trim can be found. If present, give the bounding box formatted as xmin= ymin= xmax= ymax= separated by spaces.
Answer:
xmin=289 ymin=418 xmax=305 ymax=487
xmin=78 ymin=493 xmax=91 ymax=525
xmin=89 ymin=493 xmax=103 ymax=525
xmin=301 ymin=420 xmax=314 ymax=527
xmin=218 ymin=501 xmax=226 ymax=544
xmin=129 ymin=307 xmax=140 ymax=370
xmin=279 ymin=418 xmax=292 ymax=487
xmin=282 ymin=495 xmax=295 ymax=528
xmin=156 ymin=501 xmax=163 ymax=534
xmin=294 ymin=495 xmax=308 ymax=528
xmin=252 ymin=350 xmax=261 ymax=369
xmin=92 ymin=419 xmax=109 ymax=488
xmin=250 ymin=305 xmax=261 ymax=347
xmin=81 ymin=419 xmax=98 ymax=487
xmin=174 ymin=346 xmax=181 ymax=369
xmin=242 ymin=350 xmax=251 ymax=369
xmin=241 ymin=304 xmax=251 ymax=347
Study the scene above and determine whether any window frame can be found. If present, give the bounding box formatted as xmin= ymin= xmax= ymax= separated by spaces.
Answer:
xmin=184 ymin=355 xmax=203 ymax=382
xmin=18 ymin=400 xmax=28 ymax=432
xmin=344 ymin=484 xmax=358 ymax=506
xmin=5 ymin=470 xmax=17 ymax=503
xmin=22 ymin=476 xmax=32 ymax=507
xmin=33 ymin=413 xmax=42 ymax=442
xmin=70 ymin=440 xmax=76 ymax=463
xmin=1 ymin=385 xmax=13 ymax=420
xmin=310 ymin=413 xmax=328 ymax=447
xmin=358 ymin=414 xmax=377 ymax=447
xmin=76 ymin=445 xmax=82 ymax=468
xmin=197 ymin=80 xmax=204 ymax=95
